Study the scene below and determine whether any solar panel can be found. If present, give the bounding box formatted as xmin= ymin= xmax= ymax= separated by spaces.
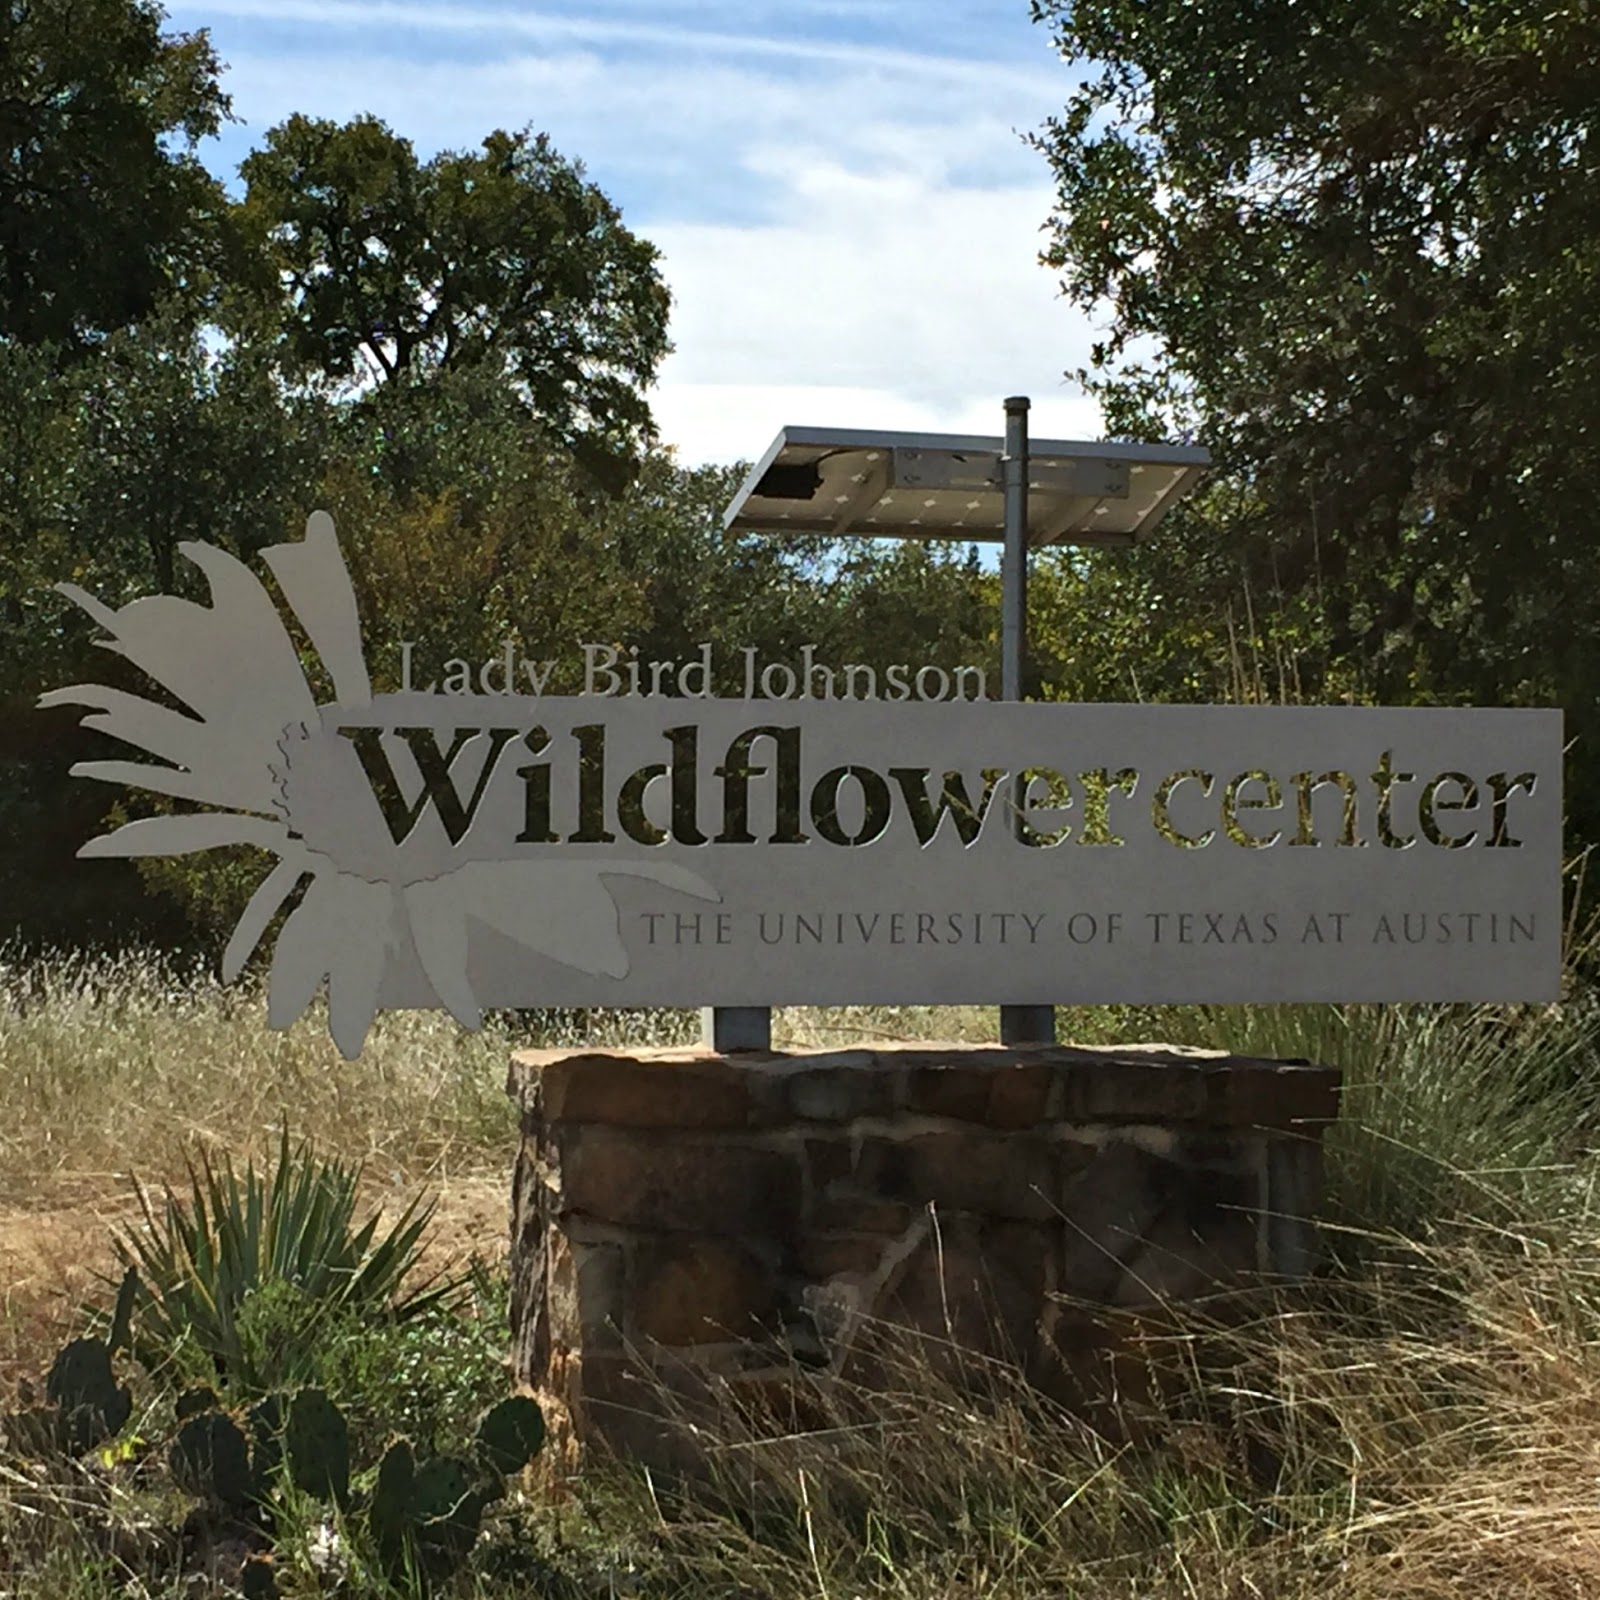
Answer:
xmin=721 ymin=425 xmax=1211 ymax=548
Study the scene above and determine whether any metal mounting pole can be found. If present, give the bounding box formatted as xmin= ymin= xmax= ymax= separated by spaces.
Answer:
xmin=702 ymin=1005 xmax=771 ymax=1053
xmin=999 ymin=396 xmax=1056 ymax=1047
xmin=1001 ymin=396 xmax=1029 ymax=704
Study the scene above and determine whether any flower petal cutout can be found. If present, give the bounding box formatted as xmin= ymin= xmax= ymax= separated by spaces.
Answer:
xmin=403 ymin=858 xmax=721 ymax=1030
xmin=49 ymin=540 xmax=318 ymax=816
xmin=222 ymin=853 xmax=311 ymax=983
xmin=78 ymin=813 xmax=291 ymax=859
xmin=261 ymin=512 xmax=372 ymax=708
xmin=268 ymin=871 xmax=401 ymax=1055
xmin=402 ymin=878 xmax=481 ymax=1032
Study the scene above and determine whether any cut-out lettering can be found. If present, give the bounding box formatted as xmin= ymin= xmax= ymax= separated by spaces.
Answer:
xmin=1418 ymin=772 xmax=1479 ymax=848
xmin=1290 ymin=770 xmax=1360 ymax=847
xmin=889 ymin=767 xmax=1007 ymax=846
xmin=811 ymin=765 xmax=893 ymax=846
xmin=339 ymin=725 xmax=516 ymax=846
xmin=1077 ymin=767 xmax=1138 ymax=846
xmin=1221 ymin=770 xmax=1283 ymax=848
xmin=1153 ymin=769 xmax=1214 ymax=848
xmin=1487 ymin=771 xmax=1537 ymax=847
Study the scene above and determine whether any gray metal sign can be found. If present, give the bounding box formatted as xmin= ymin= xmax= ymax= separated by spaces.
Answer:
xmin=41 ymin=516 xmax=1563 ymax=1056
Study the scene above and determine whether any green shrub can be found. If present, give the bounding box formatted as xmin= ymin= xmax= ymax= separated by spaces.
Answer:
xmin=108 ymin=1128 xmax=468 ymax=1397
xmin=312 ymin=1263 xmax=512 ymax=1462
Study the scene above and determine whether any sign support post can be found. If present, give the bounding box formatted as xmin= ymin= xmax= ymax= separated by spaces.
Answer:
xmin=999 ymin=395 xmax=1057 ymax=1047
xmin=702 ymin=1005 xmax=771 ymax=1053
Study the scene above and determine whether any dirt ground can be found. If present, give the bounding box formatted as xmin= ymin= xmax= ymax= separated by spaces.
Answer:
xmin=0 ymin=1171 xmax=514 ymax=1399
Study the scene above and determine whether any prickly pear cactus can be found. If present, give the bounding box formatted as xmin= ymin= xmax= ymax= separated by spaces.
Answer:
xmin=176 ymin=1386 xmax=220 ymax=1421
xmin=366 ymin=1443 xmax=490 ymax=1585
xmin=368 ymin=1438 xmax=416 ymax=1571
xmin=239 ymin=1553 xmax=278 ymax=1599
xmin=283 ymin=1387 xmax=349 ymax=1506
xmin=474 ymin=1396 xmax=545 ymax=1479
xmin=410 ymin=1454 xmax=473 ymax=1521
xmin=171 ymin=1410 xmax=255 ymax=1510
xmin=247 ymin=1395 xmax=284 ymax=1498
xmin=412 ymin=1456 xmax=487 ymax=1577
xmin=45 ymin=1336 xmax=132 ymax=1454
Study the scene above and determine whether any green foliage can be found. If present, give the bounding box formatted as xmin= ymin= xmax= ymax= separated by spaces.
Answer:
xmin=233 ymin=114 xmax=671 ymax=491
xmin=109 ymin=1129 xmax=466 ymax=1396
xmin=312 ymin=1267 xmax=514 ymax=1462
xmin=0 ymin=0 xmax=233 ymax=348
xmin=64 ymin=299 xmax=329 ymax=593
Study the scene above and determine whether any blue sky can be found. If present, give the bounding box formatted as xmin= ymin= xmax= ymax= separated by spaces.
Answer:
xmin=163 ymin=0 xmax=1102 ymax=467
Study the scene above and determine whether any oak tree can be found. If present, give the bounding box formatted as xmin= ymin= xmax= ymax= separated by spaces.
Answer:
xmin=234 ymin=116 xmax=672 ymax=492
xmin=1028 ymin=0 xmax=1600 ymax=715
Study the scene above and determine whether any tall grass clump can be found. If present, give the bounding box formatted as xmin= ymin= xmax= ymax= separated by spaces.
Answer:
xmin=585 ymin=1216 xmax=1600 ymax=1599
xmin=0 ymin=942 xmax=705 ymax=1209
xmin=565 ymin=940 xmax=1600 ymax=1597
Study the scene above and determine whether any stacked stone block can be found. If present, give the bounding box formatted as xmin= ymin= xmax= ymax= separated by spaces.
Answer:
xmin=507 ymin=1043 xmax=1340 ymax=1467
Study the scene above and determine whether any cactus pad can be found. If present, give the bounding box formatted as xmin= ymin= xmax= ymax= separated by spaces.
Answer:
xmin=45 ymin=1337 xmax=132 ymax=1453
xmin=171 ymin=1411 xmax=255 ymax=1508
xmin=474 ymin=1396 xmax=545 ymax=1477
xmin=176 ymin=1386 xmax=220 ymax=1420
xmin=283 ymin=1388 xmax=349 ymax=1505
xmin=368 ymin=1439 xmax=416 ymax=1569
xmin=410 ymin=1455 xmax=473 ymax=1523
xmin=248 ymin=1395 xmax=284 ymax=1491
xmin=240 ymin=1554 xmax=278 ymax=1599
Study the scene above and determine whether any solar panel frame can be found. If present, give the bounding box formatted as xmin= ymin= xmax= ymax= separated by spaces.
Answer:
xmin=721 ymin=425 xmax=1211 ymax=548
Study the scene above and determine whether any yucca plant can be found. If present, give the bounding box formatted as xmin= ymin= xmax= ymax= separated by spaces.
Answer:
xmin=107 ymin=1127 xmax=469 ymax=1396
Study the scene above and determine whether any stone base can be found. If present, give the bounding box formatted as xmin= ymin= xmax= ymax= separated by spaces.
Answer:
xmin=506 ymin=1042 xmax=1340 ymax=1470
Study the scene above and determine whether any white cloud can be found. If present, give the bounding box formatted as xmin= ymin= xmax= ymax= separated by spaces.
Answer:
xmin=170 ymin=0 xmax=1067 ymax=95
xmin=209 ymin=46 xmax=1059 ymax=212
xmin=645 ymin=157 xmax=1102 ymax=464
xmin=650 ymin=384 xmax=1102 ymax=469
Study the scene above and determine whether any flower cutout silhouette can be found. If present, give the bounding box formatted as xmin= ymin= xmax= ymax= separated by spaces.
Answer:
xmin=40 ymin=512 xmax=718 ymax=1058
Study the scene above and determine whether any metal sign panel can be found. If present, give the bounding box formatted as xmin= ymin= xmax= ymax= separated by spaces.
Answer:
xmin=42 ymin=517 xmax=1563 ymax=1057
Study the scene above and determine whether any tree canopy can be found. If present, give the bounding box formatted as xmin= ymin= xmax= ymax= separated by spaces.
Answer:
xmin=1027 ymin=0 xmax=1600 ymax=713
xmin=0 ymin=0 xmax=232 ymax=350
xmin=233 ymin=116 xmax=673 ymax=491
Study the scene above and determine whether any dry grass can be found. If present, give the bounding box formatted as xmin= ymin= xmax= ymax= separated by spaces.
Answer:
xmin=3 ymin=946 xmax=1600 ymax=1596
xmin=571 ymin=1215 xmax=1600 ymax=1599
xmin=0 ymin=945 xmax=1018 ymax=1208
xmin=0 ymin=947 xmax=1010 ymax=1405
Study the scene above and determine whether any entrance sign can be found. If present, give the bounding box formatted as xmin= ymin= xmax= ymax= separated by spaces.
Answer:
xmin=41 ymin=516 xmax=1563 ymax=1057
